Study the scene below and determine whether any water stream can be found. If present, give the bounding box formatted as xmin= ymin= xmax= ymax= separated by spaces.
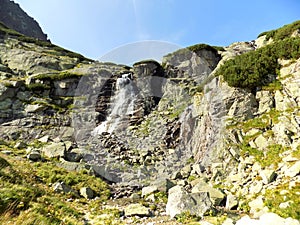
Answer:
xmin=92 ymin=73 xmax=137 ymax=135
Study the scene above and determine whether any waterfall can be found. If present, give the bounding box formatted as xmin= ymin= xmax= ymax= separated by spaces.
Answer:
xmin=92 ymin=73 xmax=136 ymax=135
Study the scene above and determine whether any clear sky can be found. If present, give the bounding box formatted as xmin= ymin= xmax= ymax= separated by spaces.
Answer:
xmin=14 ymin=0 xmax=300 ymax=63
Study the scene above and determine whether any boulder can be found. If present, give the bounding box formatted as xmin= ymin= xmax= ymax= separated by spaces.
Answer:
xmin=0 ymin=83 xmax=15 ymax=101
xmin=166 ymin=185 xmax=212 ymax=218
xmin=142 ymin=185 xmax=158 ymax=197
xmin=80 ymin=187 xmax=94 ymax=199
xmin=256 ymin=91 xmax=274 ymax=114
xmin=259 ymin=169 xmax=277 ymax=184
xmin=27 ymin=151 xmax=41 ymax=161
xmin=284 ymin=161 xmax=300 ymax=177
xmin=53 ymin=182 xmax=77 ymax=196
xmin=42 ymin=142 xmax=66 ymax=159
xmin=124 ymin=203 xmax=151 ymax=217
xmin=191 ymin=180 xmax=225 ymax=206
xmin=254 ymin=135 xmax=268 ymax=150
xmin=225 ymin=193 xmax=238 ymax=210
xmin=248 ymin=195 xmax=269 ymax=218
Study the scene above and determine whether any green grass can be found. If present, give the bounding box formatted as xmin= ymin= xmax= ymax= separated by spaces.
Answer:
xmin=34 ymin=71 xmax=83 ymax=81
xmin=240 ymin=143 xmax=288 ymax=169
xmin=25 ymin=83 xmax=51 ymax=91
xmin=175 ymin=211 xmax=201 ymax=223
xmin=0 ymin=154 xmax=111 ymax=224
xmin=264 ymin=181 xmax=300 ymax=220
xmin=0 ymin=22 xmax=88 ymax=62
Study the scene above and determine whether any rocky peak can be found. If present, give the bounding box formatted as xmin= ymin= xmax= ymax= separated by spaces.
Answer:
xmin=0 ymin=0 xmax=48 ymax=40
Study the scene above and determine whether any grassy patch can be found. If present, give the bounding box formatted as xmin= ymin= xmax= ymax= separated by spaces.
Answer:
xmin=175 ymin=211 xmax=201 ymax=223
xmin=265 ymin=181 xmax=300 ymax=219
xmin=34 ymin=71 xmax=82 ymax=81
xmin=25 ymin=83 xmax=51 ymax=91
xmin=0 ymin=154 xmax=111 ymax=224
xmin=240 ymin=143 xmax=288 ymax=169
xmin=33 ymin=161 xmax=110 ymax=199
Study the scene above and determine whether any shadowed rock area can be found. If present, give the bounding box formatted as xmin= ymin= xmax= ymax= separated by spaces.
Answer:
xmin=0 ymin=0 xmax=48 ymax=40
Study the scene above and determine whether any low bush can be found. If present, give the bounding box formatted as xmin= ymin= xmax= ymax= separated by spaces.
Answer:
xmin=216 ymin=37 xmax=300 ymax=89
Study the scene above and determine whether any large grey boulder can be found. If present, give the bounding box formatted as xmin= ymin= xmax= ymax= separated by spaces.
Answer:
xmin=166 ymin=185 xmax=212 ymax=218
xmin=42 ymin=142 xmax=66 ymax=158
xmin=191 ymin=180 xmax=225 ymax=206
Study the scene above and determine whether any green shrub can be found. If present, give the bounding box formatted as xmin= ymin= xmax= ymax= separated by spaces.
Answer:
xmin=216 ymin=37 xmax=300 ymax=89
xmin=187 ymin=43 xmax=224 ymax=53
xmin=258 ymin=20 xmax=300 ymax=41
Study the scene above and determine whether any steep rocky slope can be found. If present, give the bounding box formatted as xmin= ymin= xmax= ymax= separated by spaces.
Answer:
xmin=0 ymin=18 xmax=300 ymax=224
xmin=0 ymin=0 xmax=48 ymax=40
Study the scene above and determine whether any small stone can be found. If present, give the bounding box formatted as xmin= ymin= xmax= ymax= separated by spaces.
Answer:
xmin=14 ymin=142 xmax=26 ymax=149
xmin=249 ymin=180 xmax=263 ymax=195
xmin=282 ymin=155 xmax=298 ymax=162
xmin=254 ymin=135 xmax=268 ymax=150
xmin=1 ymin=150 xmax=12 ymax=155
xmin=25 ymin=104 xmax=45 ymax=113
xmin=130 ymin=193 xmax=140 ymax=200
xmin=252 ymin=162 xmax=262 ymax=172
xmin=225 ymin=193 xmax=238 ymax=210
xmin=142 ymin=185 xmax=158 ymax=197
xmin=53 ymin=182 xmax=71 ymax=193
xmin=80 ymin=187 xmax=94 ymax=199
xmin=191 ymin=163 xmax=204 ymax=175
xmin=145 ymin=193 xmax=155 ymax=202
xmin=38 ymin=135 xmax=49 ymax=143
xmin=285 ymin=161 xmax=300 ymax=177
xmin=279 ymin=201 xmax=291 ymax=209
xmin=191 ymin=181 xmax=225 ymax=206
xmin=259 ymin=169 xmax=277 ymax=184
xmin=180 ymin=164 xmax=192 ymax=178
xmin=259 ymin=213 xmax=286 ymax=225
xmin=177 ymin=180 xmax=187 ymax=186
xmin=42 ymin=142 xmax=66 ymax=159
xmin=27 ymin=151 xmax=41 ymax=161
xmin=248 ymin=195 xmax=269 ymax=218
xmin=279 ymin=190 xmax=289 ymax=195
xmin=124 ymin=203 xmax=150 ymax=217
xmin=171 ymin=171 xmax=181 ymax=180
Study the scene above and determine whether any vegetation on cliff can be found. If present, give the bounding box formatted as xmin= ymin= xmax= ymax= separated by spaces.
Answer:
xmin=216 ymin=37 xmax=300 ymax=89
xmin=258 ymin=20 xmax=300 ymax=41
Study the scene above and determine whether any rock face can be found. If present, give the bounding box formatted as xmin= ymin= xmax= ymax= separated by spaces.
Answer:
xmin=0 ymin=0 xmax=48 ymax=40
xmin=166 ymin=185 xmax=212 ymax=218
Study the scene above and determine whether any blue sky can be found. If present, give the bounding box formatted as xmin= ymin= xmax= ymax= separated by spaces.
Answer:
xmin=14 ymin=0 xmax=300 ymax=63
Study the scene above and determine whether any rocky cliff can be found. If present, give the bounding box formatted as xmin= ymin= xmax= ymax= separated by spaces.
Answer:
xmin=0 ymin=0 xmax=48 ymax=40
xmin=0 ymin=17 xmax=300 ymax=224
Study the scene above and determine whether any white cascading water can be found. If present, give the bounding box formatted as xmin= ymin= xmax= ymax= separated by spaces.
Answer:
xmin=92 ymin=73 xmax=136 ymax=135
